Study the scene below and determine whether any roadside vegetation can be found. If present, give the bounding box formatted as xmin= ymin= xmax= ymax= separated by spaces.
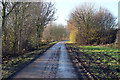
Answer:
xmin=66 ymin=44 xmax=120 ymax=78
xmin=2 ymin=2 xmax=56 ymax=57
xmin=1 ymin=1 xmax=120 ymax=79
xmin=2 ymin=42 xmax=57 ymax=78
xmin=42 ymin=23 xmax=67 ymax=42
xmin=1 ymin=1 xmax=59 ymax=79
xmin=67 ymin=3 xmax=118 ymax=46
xmin=1 ymin=1 xmax=68 ymax=79
xmin=66 ymin=3 xmax=120 ymax=79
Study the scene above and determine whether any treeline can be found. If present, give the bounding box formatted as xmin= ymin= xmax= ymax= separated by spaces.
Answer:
xmin=1 ymin=1 xmax=56 ymax=56
xmin=42 ymin=23 xmax=67 ymax=41
xmin=67 ymin=3 xmax=118 ymax=45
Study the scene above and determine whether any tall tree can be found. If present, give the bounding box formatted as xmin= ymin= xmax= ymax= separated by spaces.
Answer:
xmin=68 ymin=3 xmax=117 ymax=45
xmin=42 ymin=23 xmax=67 ymax=41
xmin=1 ymin=2 xmax=56 ymax=56
xmin=1 ymin=1 xmax=19 ymax=54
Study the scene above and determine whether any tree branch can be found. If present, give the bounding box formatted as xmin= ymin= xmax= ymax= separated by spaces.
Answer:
xmin=6 ymin=2 xmax=19 ymax=17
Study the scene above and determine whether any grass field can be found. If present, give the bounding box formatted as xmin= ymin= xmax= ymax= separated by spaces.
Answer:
xmin=66 ymin=44 xmax=120 ymax=78
xmin=79 ymin=46 xmax=120 ymax=61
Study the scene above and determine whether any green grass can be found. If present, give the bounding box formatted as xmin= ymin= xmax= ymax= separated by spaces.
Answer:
xmin=49 ymin=41 xmax=58 ymax=44
xmin=2 ymin=50 xmax=41 ymax=78
xmin=2 ymin=42 xmax=57 ymax=78
xmin=78 ymin=46 xmax=120 ymax=77
xmin=78 ymin=46 xmax=120 ymax=61
xmin=67 ymin=44 xmax=120 ymax=78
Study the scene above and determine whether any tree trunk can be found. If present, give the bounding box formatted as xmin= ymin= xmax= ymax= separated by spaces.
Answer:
xmin=118 ymin=30 xmax=120 ymax=49
xmin=115 ymin=30 xmax=120 ymax=48
xmin=2 ymin=3 xmax=7 ymax=52
xmin=2 ymin=3 xmax=6 ymax=29
xmin=19 ymin=29 xmax=22 ymax=54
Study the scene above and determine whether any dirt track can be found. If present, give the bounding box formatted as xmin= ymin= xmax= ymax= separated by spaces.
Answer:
xmin=12 ymin=41 xmax=91 ymax=79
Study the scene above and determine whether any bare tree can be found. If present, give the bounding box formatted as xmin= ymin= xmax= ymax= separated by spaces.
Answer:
xmin=43 ymin=23 xmax=67 ymax=41
xmin=2 ymin=2 xmax=56 ymax=56
xmin=29 ymin=2 xmax=56 ymax=47
xmin=68 ymin=3 xmax=117 ymax=45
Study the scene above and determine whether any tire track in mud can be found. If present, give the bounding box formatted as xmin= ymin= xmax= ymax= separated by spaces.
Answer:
xmin=12 ymin=42 xmax=79 ymax=78
xmin=41 ymin=47 xmax=61 ymax=78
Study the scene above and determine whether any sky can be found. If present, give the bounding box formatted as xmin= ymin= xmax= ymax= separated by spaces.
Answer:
xmin=48 ymin=0 xmax=120 ymax=26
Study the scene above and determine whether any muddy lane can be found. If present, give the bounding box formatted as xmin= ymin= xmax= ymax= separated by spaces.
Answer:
xmin=12 ymin=41 xmax=79 ymax=78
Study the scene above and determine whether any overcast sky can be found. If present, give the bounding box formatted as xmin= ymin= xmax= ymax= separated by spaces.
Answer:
xmin=49 ymin=0 xmax=119 ymax=26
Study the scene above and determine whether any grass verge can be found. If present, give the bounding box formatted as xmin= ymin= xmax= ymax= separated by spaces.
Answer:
xmin=2 ymin=42 xmax=57 ymax=79
xmin=66 ymin=43 xmax=120 ymax=79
